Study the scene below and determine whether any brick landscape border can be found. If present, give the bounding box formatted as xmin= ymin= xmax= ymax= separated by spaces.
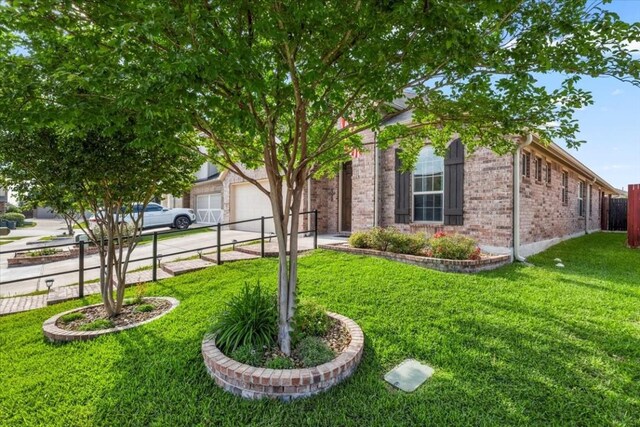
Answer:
xmin=202 ymin=312 xmax=364 ymax=401
xmin=319 ymin=243 xmax=511 ymax=273
xmin=8 ymin=246 xmax=100 ymax=267
xmin=43 ymin=297 xmax=179 ymax=343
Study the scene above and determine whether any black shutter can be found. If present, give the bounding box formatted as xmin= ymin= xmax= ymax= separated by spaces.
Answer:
xmin=394 ymin=149 xmax=411 ymax=224
xmin=444 ymin=139 xmax=464 ymax=225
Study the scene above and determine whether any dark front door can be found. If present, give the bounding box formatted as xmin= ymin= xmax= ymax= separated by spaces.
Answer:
xmin=341 ymin=161 xmax=352 ymax=232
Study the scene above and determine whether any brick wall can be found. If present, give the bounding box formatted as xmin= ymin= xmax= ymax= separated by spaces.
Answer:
xmin=310 ymin=176 xmax=339 ymax=234
xmin=377 ymin=146 xmax=514 ymax=250
xmin=519 ymin=146 xmax=602 ymax=246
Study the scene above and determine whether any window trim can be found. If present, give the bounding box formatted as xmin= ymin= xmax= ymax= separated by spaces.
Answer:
xmin=545 ymin=161 xmax=552 ymax=185
xmin=412 ymin=145 xmax=445 ymax=223
xmin=578 ymin=180 xmax=585 ymax=217
xmin=534 ymin=156 xmax=543 ymax=183
xmin=522 ymin=151 xmax=531 ymax=179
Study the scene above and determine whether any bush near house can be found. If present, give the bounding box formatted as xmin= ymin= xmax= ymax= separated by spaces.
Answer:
xmin=349 ymin=227 xmax=428 ymax=255
xmin=427 ymin=232 xmax=480 ymax=260
xmin=0 ymin=212 xmax=26 ymax=227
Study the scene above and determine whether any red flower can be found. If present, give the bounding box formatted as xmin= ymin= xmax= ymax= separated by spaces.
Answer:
xmin=469 ymin=247 xmax=481 ymax=260
xmin=433 ymin=231 xmax=447 ymax=239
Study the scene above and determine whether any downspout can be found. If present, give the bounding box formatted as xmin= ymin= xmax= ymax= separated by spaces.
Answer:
xmin=513 ymin=133 xmax=533 ymax=262
xmin=373 ymin=132 xmax=379 ymax=227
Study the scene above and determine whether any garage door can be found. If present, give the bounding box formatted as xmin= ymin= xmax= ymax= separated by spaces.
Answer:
xmin=231 ymin=182 xmax=275 ymax=233
xmin=196 ymin=193 xmax=223 ymax=224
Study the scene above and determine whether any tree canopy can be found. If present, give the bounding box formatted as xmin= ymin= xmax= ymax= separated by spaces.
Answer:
xmin=1 ymin=0 xmax=638 ymax=351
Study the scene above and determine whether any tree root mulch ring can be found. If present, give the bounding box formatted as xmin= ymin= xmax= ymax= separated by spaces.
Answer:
xmin=56 ymin=298 xmax=172 ymax=331
xmin=263 ymin=318 xmax=352 ymax=368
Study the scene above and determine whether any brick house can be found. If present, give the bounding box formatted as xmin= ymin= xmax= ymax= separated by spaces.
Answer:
xmin=0 ymin=186 xmax=7 ymax=213
xmin=167 ymin=109 xmax=620 ymax=258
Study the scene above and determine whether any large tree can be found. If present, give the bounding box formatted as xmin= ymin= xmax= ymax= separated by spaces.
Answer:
xmin=0 ymin=126 xmax=200 ymax=316
xmin=1 ymin=0 xmax=638 ymax=353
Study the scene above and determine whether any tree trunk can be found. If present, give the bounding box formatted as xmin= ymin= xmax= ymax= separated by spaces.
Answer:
xmin=270 ymin=177 xmax=306 ymax=356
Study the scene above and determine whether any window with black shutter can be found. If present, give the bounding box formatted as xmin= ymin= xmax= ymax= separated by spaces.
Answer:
xmin=444 ymin=139 xmax=465 ymax=225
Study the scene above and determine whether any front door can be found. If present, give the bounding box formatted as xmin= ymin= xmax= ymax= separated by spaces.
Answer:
xmin=341 ymin=161 xmax=353 ymax=232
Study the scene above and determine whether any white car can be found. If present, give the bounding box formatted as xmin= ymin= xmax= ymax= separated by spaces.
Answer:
xmin=90 ymin=203 xmax=197 ymax=230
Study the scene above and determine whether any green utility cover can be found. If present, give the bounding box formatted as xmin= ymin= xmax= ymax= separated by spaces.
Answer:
xmin=384 ymin=359 xmax=434 ymax=392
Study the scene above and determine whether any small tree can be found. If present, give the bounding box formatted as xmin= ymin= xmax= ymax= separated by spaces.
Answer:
xmin=1 ymin=1 xmax=638 ymax=352
xmin=0 ymin=127 xmax=200 ymax=316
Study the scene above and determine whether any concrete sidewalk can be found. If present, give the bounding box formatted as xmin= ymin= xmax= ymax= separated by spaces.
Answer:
xmin=0 ymin=233 xmax=346 ymax=316
xmin=0 ymin=231 xmax=346 ymax=297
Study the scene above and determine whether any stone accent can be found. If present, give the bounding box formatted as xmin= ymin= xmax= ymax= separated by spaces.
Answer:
xmin=202 ymin=312 xmax=364 ymax=401
xmin=320 ymin=243 xmax=510 ymax=273
xmin=160 ymin=259 xmax=214 ymax=276
xmin=42 ymin=297 xmax=180 ymax=343
xmin=202 ymin=250 xmax=260 ymax=264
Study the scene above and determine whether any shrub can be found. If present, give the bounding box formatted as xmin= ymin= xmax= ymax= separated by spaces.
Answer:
xmin=348 ymin=231 xmax=370 ymax=249
xmin=349 ymin=227 xmax=427 ymax=255
xmin=27 ymin=248 xmax=60 ymax=257
xmin=5 ymin=204 xmax=21 ymax=214
xmin=293 ymin=301 xmax=332 ymax=343
xmin=367 ymin=227 xmax=398 ymax=251
xmin=78 ymin=319 xmax=114 ymax=331
xmin=265 ymin=356 xmax=295 ymax=369
xmin=91 ymin=222 xmax=137 ymax=243
xmin=60 ymin=312 xmax=85 ymax=323
xmin=295 ymin=336 xmax=335 ymax=368
xmin=134 ymin=304 xmax=154 ymax=313
xmin=387 ymin=232 xmax=428 ymax=255
xmin=1 ymin=212 xmax=26 ymax=227
xmin=428 ymin=232 xmax=479 ymax=260
xmin=212 ymin=283 xmax=278 ymax=353
xmin=230 ymin=344 xmax=264 ymax=366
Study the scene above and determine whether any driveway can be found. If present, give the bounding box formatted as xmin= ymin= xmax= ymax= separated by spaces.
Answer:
xmin=0 ymin=225 xmax=344 ymax=296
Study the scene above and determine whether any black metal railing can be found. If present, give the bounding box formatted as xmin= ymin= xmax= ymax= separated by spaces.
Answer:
xmin=0 ymin=209 xmax=319 ymax=297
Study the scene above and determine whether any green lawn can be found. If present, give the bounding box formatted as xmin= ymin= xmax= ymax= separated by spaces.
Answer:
xmin=1 ymin=233 xmax=638 ymax=426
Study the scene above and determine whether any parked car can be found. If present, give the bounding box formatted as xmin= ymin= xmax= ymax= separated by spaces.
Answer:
xmin=89 ymin=203 xmax=197 ymax=230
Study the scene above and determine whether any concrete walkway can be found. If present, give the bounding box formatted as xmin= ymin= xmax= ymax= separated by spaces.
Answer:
xmin=0 ymin=234 xmax=346 ymax=316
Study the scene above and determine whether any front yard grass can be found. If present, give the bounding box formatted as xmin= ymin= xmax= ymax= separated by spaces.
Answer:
xmin=0 ymin=233 xmax=638 ymax=426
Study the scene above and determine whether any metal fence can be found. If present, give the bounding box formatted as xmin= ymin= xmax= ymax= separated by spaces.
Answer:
xmin=0 ymin=210 xmax=318 ymax=297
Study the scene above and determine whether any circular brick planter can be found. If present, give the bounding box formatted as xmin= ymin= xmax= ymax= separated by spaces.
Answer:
xmin=202 ymin=312 xmax=364 ymax=401
xmin=43 ymin=297 xmax=179 ymax=343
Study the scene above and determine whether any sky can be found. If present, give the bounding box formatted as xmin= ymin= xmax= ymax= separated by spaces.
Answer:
xmin=550 ymin=0 xmax=640 ymax=191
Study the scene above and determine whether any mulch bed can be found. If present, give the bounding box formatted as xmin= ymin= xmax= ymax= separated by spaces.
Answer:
xmin=262 ymin=318 xmax=352 ymax=368
xmin=56 ymin=298 xmax=172 ymax=331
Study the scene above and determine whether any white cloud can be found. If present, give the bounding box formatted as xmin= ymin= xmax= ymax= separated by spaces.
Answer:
xmin=611 ymin=88 xmax=623 ymax=96
xmin=622 ymin=40 xmax=640 ymax=57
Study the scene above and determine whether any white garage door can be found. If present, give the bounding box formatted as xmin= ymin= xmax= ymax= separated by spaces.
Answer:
xmin=196 ymin=193 xmax=223 ymax=224
xmin=231 ymin=182 xmax=276 ymax=233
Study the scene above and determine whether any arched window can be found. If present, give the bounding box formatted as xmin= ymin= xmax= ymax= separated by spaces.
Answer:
xmin=413 ymin=146 xmax=444 ymax=222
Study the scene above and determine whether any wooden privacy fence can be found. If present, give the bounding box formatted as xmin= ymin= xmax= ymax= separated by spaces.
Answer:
xmin=628 ymin=184 xmax=640 ymax=248
xmin=609 ymin=198 xmax=628 ymax=231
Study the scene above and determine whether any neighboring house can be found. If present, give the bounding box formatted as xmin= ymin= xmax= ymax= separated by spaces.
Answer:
xmin=0 ymin=187 xmax=7 ymax=213
xmin=169 ymin=107 xmax=620 ymax=258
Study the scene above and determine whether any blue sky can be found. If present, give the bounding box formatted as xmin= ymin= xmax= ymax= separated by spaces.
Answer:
xmin=551 ymin=0 xmax=640 ymax=191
